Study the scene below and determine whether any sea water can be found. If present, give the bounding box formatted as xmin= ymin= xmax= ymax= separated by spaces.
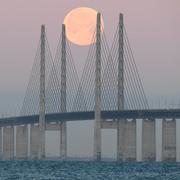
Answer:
xmin=0 ymin=161 xmax=180 ymax=179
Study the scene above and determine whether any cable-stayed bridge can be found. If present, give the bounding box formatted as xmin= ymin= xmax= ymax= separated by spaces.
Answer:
xmin=0 ymin=13 xmax=179 ymax=161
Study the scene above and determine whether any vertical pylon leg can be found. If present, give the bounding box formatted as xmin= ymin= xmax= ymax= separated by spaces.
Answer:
xmin=16 ymin=125 xmax=28 ymax=159
xmin=117 ymin=120 xmax=125 ymax=160
xmin=94 ymin=13 xmax=102 ymax=161
xmin=117 ymin=13 xmax=124 ymax=161
xmin=60 ymin=24 xmax=67 ymax=160
xmin=0 ymin=127 xmax=2 ymax=160
xmin=39 ymin=25 xmax=46 ymax=159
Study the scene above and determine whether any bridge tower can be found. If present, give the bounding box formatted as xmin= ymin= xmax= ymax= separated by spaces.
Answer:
xmin=60 ymin=24 xmax=67 ymax=160
xmin=38 ymin=25 xmax=46 ymax=159
xmin=117 ymin=13 xmax=125 ymax=161
xmin=94 ymin=12 xmax=102 ymax=161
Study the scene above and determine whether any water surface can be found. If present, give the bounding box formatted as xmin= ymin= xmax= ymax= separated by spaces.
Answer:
xmin=0 ymin=161 xmax=179 ymax=179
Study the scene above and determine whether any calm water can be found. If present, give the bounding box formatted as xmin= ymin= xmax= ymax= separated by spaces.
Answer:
xmin=0 ymin=161 xmax=180 ymax=179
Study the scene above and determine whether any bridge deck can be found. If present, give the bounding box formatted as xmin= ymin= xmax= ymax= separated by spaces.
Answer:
xmin=0 ymin=109 xmax=180 ymax=127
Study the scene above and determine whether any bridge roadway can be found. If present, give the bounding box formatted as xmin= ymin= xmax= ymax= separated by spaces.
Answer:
xmin=0 ymin=109 xmax=180 ymax=127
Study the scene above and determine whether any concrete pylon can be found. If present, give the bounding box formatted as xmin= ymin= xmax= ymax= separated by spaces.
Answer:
xmin=30 ymin=124 xmax=39 ymax=159
xmin=0 ymin=127 xmax=2 ymax=160
xmin=162 ymin=118 xmax=176 ymax=161
xmin=60 ymin=24 xmax=67 ymax=160
xmin=3 ymin=126 xmax=14 ymax=160
xmin=94 ymin=12 xmax=102 ymax=161
xmin=176 ymin=118 xmax=180 ymax=162
xmin=142 ymin=119 xmax=156 ymax=161
xmin=16 ymin=125 xmax=28 ymax=159
xmin=124 ymin=119 xmax=136 ymax=160
xmin=117 ymin=13 xmax=125 ymax=161
xmin=38 ymin=25 xmax=46 ymax=159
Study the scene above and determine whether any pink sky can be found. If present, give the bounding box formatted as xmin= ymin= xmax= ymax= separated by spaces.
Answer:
xmin=0 ymin=0 xmax=179 ymax=108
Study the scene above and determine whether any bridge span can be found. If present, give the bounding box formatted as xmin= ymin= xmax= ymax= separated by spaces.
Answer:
xmin=0 ymin=109 xmax=180 ymax=127
xmin=0 ymin=109 xmax=179 ymax=162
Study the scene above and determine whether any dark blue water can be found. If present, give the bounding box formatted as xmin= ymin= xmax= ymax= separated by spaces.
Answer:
xmin=0 ymin=161 xmax=180 ymax=179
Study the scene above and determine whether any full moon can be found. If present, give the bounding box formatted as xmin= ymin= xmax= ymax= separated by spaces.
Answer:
xmin=63 ymin=7 xmax=104 ymax=46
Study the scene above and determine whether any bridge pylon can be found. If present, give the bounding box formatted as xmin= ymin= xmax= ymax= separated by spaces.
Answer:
xmin=93 ymin=13 xmax=125 ymax=161
xmin=60 ymin=24 xmax=67 ymax=160
xmin=94 ymin=12 xmax=102 ymax=161
xmin=117 ymin=13 xmax=125 ymax=161
xmin=38 ymin=25 xmax=46 ymax=159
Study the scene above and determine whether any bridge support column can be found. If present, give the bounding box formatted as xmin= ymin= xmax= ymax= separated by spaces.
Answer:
xmin=123 ymin=119 xmax=136 ymax=161
xmin=162 ymin=119 xmax=176 ymax=161
xmin=176 ymin=119 xmax=180 ymax=162
xmin=0 ymin=127 xmax=2 ymax=159
xmin=117 ymin=13 xmax=125 ymax=161
xmin=38 ymin=25 xmax=46 ymax=159
xmin=142 ymin=119 xmax=155 ymax=161
xmin=117 ymin=119 xmax=125 ymax=160
xmin=155 ymin=119 xmax=163 ymax=161
xmin=3 ymin=126 xmax=14 ymax=160
xmin=30 ymin=124 xmax=39 ymax=159
xmin=136 ymin=119 xmax=142 ymax=161
xmin=60 ymin=24 xmax=67 ymax=160
xmin=16 ymin=125 xmax=28 ymax=159
xmin=94 ymin=13 xmax=102 ymax=161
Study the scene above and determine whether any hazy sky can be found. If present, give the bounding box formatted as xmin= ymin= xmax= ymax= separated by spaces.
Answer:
xmin=0 ymin=0 xmax=179 ymax=99
xmin=0 ymin=0 xmax=180 ymax=157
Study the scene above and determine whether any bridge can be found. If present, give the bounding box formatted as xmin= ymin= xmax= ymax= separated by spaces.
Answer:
xmin=0 ymin=13 xmax=179 ymax=161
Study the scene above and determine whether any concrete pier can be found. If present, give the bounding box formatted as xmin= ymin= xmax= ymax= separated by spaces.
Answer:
xmin=176 ymin=119 xmax=180 ymax=162
xmin=3 ymin=126 xmax=14 ymax=160
xmin=117 ymin=120 xmax=125 ymax=160
xmin=162 ymin=119 xmax=176 ymax=161
xmin=0 ymin=127 xmax=2 ymax=159
xmin=123 ymin=120 xmax=136 ymax=161
xmin=30 ymin=125 xmax=39 ymax=159
xmin=16 ymin=125 xmax=28 ymax=159
xmin=136 ymin=119 xmax=142 ymax=161
xmin=142 ymin=119 xmax=155 ymax=161
xmin=155 ymin=119 xmax=163 ymax=162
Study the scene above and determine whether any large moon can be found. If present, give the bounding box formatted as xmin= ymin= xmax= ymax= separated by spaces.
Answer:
xmin=63 ymin=7 xmax=104 ymax=46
